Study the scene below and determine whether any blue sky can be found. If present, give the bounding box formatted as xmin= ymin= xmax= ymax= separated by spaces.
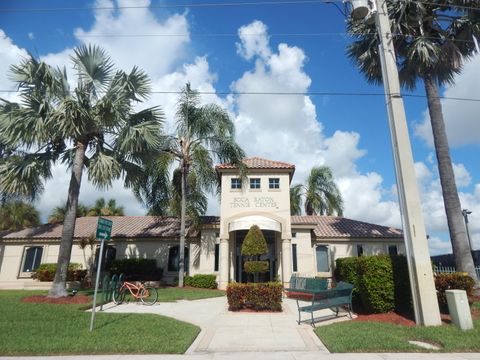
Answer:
xmin=0 ymin=0 xmax=479 ymax=255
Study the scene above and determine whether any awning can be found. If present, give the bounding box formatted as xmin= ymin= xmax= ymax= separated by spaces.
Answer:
xmin=228 ymin=215 xmax=281 ymax=233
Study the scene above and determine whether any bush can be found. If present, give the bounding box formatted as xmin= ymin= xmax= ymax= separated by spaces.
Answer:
xmin=241 ymin=225 xmax=267 ymax=256
xmin=227 ymin=282 xmax=282 ymax=311
xmin=244 ymin=261 xmax=269 ymax=273
xmin=335 ymin=255 xmax=411 ymax=314
xmin=109 ymin=258 xmax=163 ymax=281
xmin=32 ymin=263 xmax=87 ymax=282
xmin=184 ymin=274 xmax=217 ymax=289
xmin=435 ymin=273 xmax=475 ymax=312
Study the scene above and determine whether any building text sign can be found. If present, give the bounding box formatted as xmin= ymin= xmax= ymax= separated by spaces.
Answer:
xmin=230 ymin=197 xmax=278 ymax=209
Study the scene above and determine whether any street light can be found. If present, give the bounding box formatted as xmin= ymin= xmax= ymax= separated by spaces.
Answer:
xmin=345 ymin=0 xmax=441 ymax=326
xmin=462 ymin=209 xmax=473 ymax=251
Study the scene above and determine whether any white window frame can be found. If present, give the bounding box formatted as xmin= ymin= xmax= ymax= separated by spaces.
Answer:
xmin=314 ymin=245 xmax=331 ymax=274
xmin=268 ymin=178 xmax=280 ymax=189
xmin=231 ymin=178 xmax=242 ymax=190
xmin=250 ymin=178 xmax=261 ymax=189
xmin=19 ymin=246 xmax=44 ymax=278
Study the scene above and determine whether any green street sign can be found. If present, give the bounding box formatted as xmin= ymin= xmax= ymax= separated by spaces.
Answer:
xmin=96 ymin=217 xmax=113 ymax=240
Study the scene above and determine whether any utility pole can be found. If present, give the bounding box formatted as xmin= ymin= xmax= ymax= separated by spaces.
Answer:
xmin=373 ymin=0 xmax=441 ymax=326
xmin=462 ymin=209 xmax=473 ymax=251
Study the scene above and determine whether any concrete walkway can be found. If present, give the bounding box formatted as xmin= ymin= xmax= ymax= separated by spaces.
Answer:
xmin=100 ymin=296 xmax=348 ymax=353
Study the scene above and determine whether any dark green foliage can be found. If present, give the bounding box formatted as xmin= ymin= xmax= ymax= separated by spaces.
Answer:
xmin=32 ymin=263 xmax=86 ymax=282
xmin=241 ymin=225 xmax=267 ymax=257
xmin=335 ymin=255 xmax=412 ymax=314
xmin=109 ymin=258 xmax=163 ymax=281
xmin=184 ymin=274 xmax=217 ymax=289
xmin=434 ymin=273 xmax=475 ymax=312
xmin=226 ymin=282 xmax=282 ymax=311
xmin=244 ymin=261 xmax=269 ymax=274
xmin=334 ymin=257 xmax=361 ymax=306
xmin=357 ymin=255 xmax=395 ymax=313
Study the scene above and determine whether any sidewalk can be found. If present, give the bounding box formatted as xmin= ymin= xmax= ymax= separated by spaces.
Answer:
xmin=2 ymin=352 xmax=480 ymax=360
xmin=100 ymin=296 xmax=343 ymax=353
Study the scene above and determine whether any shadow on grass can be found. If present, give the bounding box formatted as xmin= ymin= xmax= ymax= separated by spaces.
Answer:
xmin=93 ymin=313 xmax=134 ymax=330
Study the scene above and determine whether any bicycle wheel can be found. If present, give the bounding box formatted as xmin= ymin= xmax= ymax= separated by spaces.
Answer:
xmin=140 ymin=286 xmax=158 ymax=305
xmin=112 ymin=287 xmax=126 ymax=305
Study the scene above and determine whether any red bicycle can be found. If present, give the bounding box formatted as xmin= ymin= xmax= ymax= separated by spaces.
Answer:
xmin=113 ymin=281 xmax=158 ymax=305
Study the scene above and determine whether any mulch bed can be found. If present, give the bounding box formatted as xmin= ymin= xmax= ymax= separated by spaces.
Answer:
xmin=21 ymin=295 xmax=91 ymax=304
xmin=353 ymin=312 xmax=416 ymax=327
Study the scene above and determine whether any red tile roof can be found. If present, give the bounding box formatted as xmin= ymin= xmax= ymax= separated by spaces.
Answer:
xmin=0 ymin=216 xmax=214 ymax=240
xmin=291 ymin=215 xmax=403 ymax=239
xmin=1 ymin=215 xmax=401 ymax=240
xmin=216 ymin=157 xmax=295 ymax=170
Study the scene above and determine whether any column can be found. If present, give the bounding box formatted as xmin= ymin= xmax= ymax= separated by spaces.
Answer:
xmin=218 ymin=238 xmax=230 ymax=290
xmin=281 ymin=238 xmax=292 ymax=288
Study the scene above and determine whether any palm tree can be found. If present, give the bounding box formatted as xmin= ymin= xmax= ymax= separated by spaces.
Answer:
xmin=0 ymin=201 xmax=40 ymax=231
xmin=347 ymin=0 xmax=479 ymax=283
xmin=135 ymin=83 xmax=245 ymax=287
xmin=290 ymin=166 xmax=343 ymax=216
xmin=0 ymin=45 xmax=163 ymax=296
xmin=48 ymin=202 xmax=89 ymax=224
xmin=87 ymin=198 xmax=124 ymax=216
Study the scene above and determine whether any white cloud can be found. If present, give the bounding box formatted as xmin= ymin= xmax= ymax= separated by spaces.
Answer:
xmin=452 ymin=163 xmax=472 ymax=188
xmin=74 ymin=0 xmax=190 ymax=76
xmin=236 ymin=20 xmax=271 ymax=61
xmin=428 ymin=236 xmax=453 ymax=256
xmin=415 ymin=54 xmax=480 ymax=147
xmin=0 ymin=30 xmax=29 ymax=102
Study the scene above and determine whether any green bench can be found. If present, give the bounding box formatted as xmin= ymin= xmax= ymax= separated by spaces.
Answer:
xmin=285 ymin=275 xmax=328 ymax=298
xmin=286 ymin=281 xmax=354 ymax=326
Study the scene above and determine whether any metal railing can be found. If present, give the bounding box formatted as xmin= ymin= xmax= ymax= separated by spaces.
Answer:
xmin=434 ymin=265 xmax=480 ymax=278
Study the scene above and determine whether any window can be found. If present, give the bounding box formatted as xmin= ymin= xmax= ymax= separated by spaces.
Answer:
xmin=316 ymin=246 xmax=330 ymax=272
xmin=214 ymin=244 xmax=220 ymax=271
xmin=269 ymin=178 xmax=280 ymax=189
xmin=231 ymin=178 xmax=242 ymax=189
xmin=292 ymin=244 xmax=298 ymax=272
xmin=292 ymin=232 xmax=297 ymax=238
xmin=388 ymin=245 xmax=398 ymax=255
xmin=250 ymin=178 xmax=261 ymax=189
xmin=21 ymin=247 xmax=43 ymax=273
xmin=357 ymin=244 xmax=364 ymax=257
xmin=94 ymin=245 xmax=117 ymax=271
xmin=168 ymin=245 xmax=189 ymax=273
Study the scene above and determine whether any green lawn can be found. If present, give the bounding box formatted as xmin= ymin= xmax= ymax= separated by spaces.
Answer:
xmin=315 ymin=317 xmax=480 ymax=352
xmin=0 ymin=291 xmax=200 ymax=355
xmin=157 ymin=287 xmax=225 ymax=302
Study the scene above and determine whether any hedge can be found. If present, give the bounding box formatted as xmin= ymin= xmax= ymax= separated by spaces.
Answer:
xmin=335 ymin=255 xmax=411 ymax=313
xmin=109 ymin=258 xmax=163 ymax=281
xmin=184 ymin=274 xmax=217 ymax=289
xmin=435 ymin=273 xmax=475 ymax=311
xmin=32 ymin=263 xmax=87 ymax=282
xmin=226 ymin=282 xmax=282 ymax=311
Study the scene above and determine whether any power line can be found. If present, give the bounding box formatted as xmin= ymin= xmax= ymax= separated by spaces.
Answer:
xmin=0 ymin=0 xmax=478 ymax=13
xmin=0 ymin=0 xmax=341 ymax=13
xmin=1 ymin=89 xmax=479 ymax=102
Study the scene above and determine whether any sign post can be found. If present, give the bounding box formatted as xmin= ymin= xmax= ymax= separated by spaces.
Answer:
xmin=89 ymin=217 xmax=113 ymax=332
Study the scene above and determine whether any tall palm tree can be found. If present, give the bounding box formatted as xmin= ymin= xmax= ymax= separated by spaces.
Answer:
xmin=135 ymin=83 xmax=245 ymax=287
xmin=291 ymin=166 xmax=343 ymax=216
xmin=48 ymin=202 xmax=88 ymax=224
xmin=87 ymin=198 xmax=124 ymax=216
xmin=0 ymin=45 xmax=163 ymax=296
xmin=347 ymin=0 xmax=479 ymax=283
xmin=0 ymin=201 xmax=40 ymax=231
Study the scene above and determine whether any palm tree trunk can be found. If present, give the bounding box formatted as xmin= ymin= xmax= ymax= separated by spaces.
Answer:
xmin=48 ymin=140 xmax=86 ymax=297
xmin=424 ymin=75 xmax=478 ymax=285
xmin=178 ymin=159 xmax=188 ymax=288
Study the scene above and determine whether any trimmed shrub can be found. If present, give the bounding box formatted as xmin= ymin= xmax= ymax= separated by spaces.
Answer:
xmin=357 ymin=255 xmax=395 ymax=313
xmin=184 ymin=274 xmax=217 ymax=289
xmin=335 ymin=255 xmax=412 ymax=314
xmin=335 ymin=257 xmax=361 ymax=306
xmin=435 ymin=273 xmax=475 ymax=312
xmin=109 ymin=258 xmax=163 ymax=281
xmin=226 ymin=282 xmax=282 ymax=311
xmin=244 ymin=261 xmax=269 ymax=273
xmin=241 ymin=225 xmax=268 ymax=256
xmin=32 ymin=263 xmax=87 ymax=282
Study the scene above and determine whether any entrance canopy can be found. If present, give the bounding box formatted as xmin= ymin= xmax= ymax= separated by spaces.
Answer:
xmin=228 ymin=215 xmax=281 ymax=233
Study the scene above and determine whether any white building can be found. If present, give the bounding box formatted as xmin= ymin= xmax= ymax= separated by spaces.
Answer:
xmin=0 ymin=157 xmax=404 ymax=290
